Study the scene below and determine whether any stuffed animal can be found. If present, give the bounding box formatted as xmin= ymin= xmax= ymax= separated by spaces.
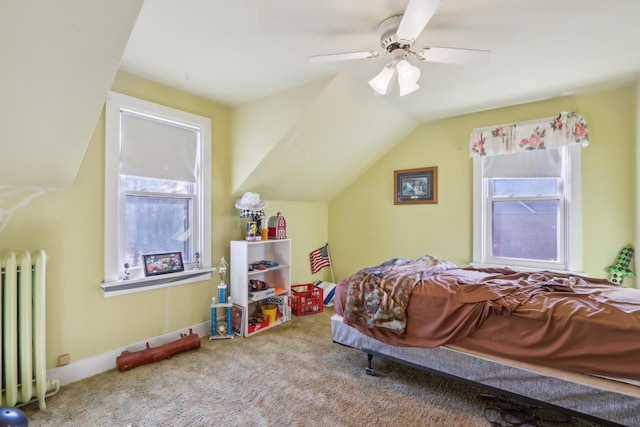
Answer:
xmin=605 ymin=245 xmax=635 ymax=285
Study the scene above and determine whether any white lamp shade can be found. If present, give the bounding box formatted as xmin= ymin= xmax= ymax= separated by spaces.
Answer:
xmin=396 ymin=59 xmax=421 ymax=85
xmin=369 ymin=65 xmax=397 ymax=95
xmin=399 ymin=82 xmax=420 ymax=97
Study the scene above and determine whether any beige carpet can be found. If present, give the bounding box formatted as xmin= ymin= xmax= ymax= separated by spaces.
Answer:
xmin=22 ymin=308 xmax=605 ymax=426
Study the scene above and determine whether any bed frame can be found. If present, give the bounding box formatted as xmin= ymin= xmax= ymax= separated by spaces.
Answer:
xmin=331 ymin=314 xmax=640 ymax=426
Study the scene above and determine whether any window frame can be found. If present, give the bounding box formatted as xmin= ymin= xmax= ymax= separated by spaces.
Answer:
xmin=472 ymin=144 xmax=583 ymax=273
xmin=103 ymin=91 xmax=212 ymax=294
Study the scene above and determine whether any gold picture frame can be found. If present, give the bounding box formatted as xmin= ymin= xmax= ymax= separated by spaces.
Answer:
xmin=394 ymin=166 xmax=438 ymax=205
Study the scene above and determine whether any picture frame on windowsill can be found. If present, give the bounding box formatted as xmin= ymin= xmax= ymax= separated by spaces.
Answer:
xmin=142 ymin=252 xmax=185 ymax=277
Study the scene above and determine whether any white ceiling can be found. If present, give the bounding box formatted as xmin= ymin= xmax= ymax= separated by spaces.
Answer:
xmin=121 ymin=0 xmax=640 ymax=122
xmin=3 ymin=1 xmax=640 ymax=204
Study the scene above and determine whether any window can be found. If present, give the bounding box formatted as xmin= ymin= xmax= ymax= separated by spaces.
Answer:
xmin=122 ymin=178 xmax=194 ymax=269
xmin=473 ymin=145 xmax=582 ymax=272
xmin=104 ymin=92 xmax=211 ymax=290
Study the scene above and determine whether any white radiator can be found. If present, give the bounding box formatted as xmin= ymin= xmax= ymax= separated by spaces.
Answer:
xmin=1 ymin=250 xmax=59 ymax=410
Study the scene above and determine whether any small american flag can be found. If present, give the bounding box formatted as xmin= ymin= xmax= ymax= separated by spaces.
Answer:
xmin=310 ymin=245 xmax=331 ymax=274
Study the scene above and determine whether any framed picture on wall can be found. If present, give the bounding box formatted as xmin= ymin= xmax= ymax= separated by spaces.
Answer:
xmin=142 ymin=252 xmax=185 ymax=276
xmin=394 ymin=166 xmax=438 ymax=205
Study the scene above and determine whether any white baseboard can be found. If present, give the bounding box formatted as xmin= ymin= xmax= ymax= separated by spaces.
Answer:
xmin=47 ymin=321 xmax=211 ymax=387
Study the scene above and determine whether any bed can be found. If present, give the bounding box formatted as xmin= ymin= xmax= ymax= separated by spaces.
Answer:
xmin=332 ymin=255 xmax=640 ymax=426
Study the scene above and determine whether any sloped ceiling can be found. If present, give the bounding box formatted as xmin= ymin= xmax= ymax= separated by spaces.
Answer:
xmin=232 ymin=74 xmax=417 ymax=201
xmin=0 ymin=0 xmax=143 ymax=188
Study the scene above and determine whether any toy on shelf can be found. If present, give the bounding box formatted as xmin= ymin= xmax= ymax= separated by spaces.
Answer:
xmin=248 ymin=260 xmax=279 ymax=271
xmin=268 ymin=212 xmax=287 ymax=240
xmin=247 ymin=313 xmax=269 ymax=333
xmin=249 ymin=279 xmax=268 ymax=291
xmin=235 ymin=192 xmax=267 ymax=241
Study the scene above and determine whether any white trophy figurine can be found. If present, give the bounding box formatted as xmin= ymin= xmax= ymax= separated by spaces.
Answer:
xmin=217 ymin=256 xmax=230 ymax=304
xmin=194 ymin=251 xmax=201 ymax=269
xmin=218 ymin=256 xmax=229 ymax=284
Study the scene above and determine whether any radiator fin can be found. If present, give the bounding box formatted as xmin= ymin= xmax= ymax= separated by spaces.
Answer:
xmin=1 ymin=250 xmax=57 ymax=410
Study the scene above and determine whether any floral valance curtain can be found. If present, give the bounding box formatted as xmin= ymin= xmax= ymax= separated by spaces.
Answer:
xmin=469 ymin=112 xmax=588 ymax=157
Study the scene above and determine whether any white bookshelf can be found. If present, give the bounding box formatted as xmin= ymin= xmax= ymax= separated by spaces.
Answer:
xmin=230 ymin=239 xmax=291 ymax=336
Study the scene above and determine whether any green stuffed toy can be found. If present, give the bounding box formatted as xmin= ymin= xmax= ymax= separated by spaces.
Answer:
xmin=605 ymin=245 xmax=635 ymax=285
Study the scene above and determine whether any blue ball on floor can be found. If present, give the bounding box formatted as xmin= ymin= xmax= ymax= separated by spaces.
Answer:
xmin=0 ymin=407 xmax=28 ymax=427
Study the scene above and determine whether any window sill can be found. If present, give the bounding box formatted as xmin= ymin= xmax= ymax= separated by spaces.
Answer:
xmin=101 ymin=267 xmax=216 ymax=297
xmin=469 ymin=263 xmax=585 ymax=276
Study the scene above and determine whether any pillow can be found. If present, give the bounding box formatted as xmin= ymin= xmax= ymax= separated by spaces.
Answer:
xmin=314 ymin=280 xmax=337 ymax=306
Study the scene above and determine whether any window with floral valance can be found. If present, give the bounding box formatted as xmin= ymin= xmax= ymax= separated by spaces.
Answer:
xmin=469 ymin=112 xmax=588 ymax=158
xmin=470 ymin=112 xmax=586 ymax=273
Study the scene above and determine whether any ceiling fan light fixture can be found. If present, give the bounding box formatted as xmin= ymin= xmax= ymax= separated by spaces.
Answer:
xmin=396 ymin=59 xmax=421 ymax=85
xmin=399 ymin=82 xmax=420 ymax=97
xmin=310 ymin=0 xmax=491 ymax=97
xmin=369 ymin=65 xmax=397 ymax=95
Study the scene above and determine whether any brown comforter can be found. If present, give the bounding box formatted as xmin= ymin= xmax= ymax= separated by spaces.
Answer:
xmin=335 ymin=259 xmax=640 ymax=381
xmin=343 ymin=255 xmax=456 ymax=334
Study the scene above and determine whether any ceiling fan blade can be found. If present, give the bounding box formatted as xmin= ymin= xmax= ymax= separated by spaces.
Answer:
xmin=396 ymin=0 xmax=441 ymax=42
xmin=415 ymin=47 xmax=491 ymax=65
xmin=309 ymin=50 xmax=381 ymax=64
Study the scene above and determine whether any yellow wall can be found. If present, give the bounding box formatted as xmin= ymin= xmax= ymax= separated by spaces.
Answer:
xmin=1 ymin=72 xmax=237 ymax=366
xmin=261 ymin=201 xmax=331 ymax=285
xmin=329 ymin=86 xmax=636 ymax=286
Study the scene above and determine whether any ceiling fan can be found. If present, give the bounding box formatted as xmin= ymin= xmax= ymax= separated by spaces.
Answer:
xmin=309 ymin=0 xmax=491 ymax=96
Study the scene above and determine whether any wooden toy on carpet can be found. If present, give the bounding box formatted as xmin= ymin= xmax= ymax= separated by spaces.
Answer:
xmin=116 ymin=329 xmax=201 ymax=371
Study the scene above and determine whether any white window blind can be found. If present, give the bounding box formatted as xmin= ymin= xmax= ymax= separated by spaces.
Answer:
xmin=120 ymin=112 xmax=199 ymax=183
xmin=482 ymin=148 xmax=562 ymax=178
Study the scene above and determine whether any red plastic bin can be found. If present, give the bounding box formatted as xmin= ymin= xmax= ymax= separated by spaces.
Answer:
xmin=291 ymin=284 xmax=324 ymax=316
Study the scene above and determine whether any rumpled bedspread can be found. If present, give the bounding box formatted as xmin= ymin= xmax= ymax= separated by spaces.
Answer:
xmin=336 ymin=261 xmax=640 ymax=380
xmin=343 ymin=254 xmax=456 ymax=334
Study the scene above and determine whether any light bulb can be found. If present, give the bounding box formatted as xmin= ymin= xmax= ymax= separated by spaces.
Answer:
xmin=396 ymin=59 xmax=421 ymax=85
xmin=369 ymin=65 xmax=396 ymax=95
